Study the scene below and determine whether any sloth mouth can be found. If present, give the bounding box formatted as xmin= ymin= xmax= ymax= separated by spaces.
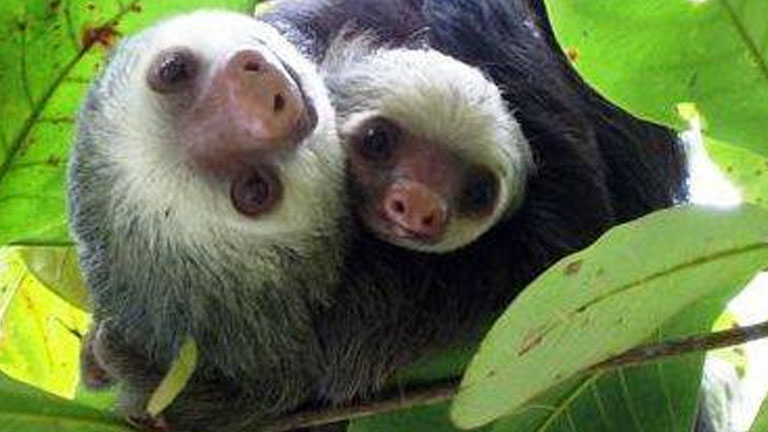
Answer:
xmin=371 ymin=210 xmax=442 ymax=246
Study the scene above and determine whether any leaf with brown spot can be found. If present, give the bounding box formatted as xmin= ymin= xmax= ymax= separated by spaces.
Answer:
xmin=564 ymin=259 xmax=583 ymax=275
xmin=452 ymin=205 xmax=768 ymax=428
xmin=518 ymin=329 xmax=544 ymax=356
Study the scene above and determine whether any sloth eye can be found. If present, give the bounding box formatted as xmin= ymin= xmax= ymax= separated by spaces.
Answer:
xmin=230 ymin=167 xmax=282 ymax=217
xmin=147 ymin=47 xmax=199 ymax=94
xmin=356 ymin=118 xmax=400 ymax=162
xmin=460 ymin=169 xmax=499 ymax=216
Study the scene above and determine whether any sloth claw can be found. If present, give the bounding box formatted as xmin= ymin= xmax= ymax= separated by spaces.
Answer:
xmin=126 ymin=413 xmax=169 ymax=432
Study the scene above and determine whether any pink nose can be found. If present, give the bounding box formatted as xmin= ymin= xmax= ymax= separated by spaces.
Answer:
xmin=224 ymin=49 xmax=307 ymax=144
xmin=383 ymin=181 xmax=447 ymax=240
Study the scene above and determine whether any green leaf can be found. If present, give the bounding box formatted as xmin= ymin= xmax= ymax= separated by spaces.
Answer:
xmin=451 ymin=205 xmax=768 ymax=429
xmin=146 ymin=337 xmax=199 ymax=417
xmin=488 ymin=286 xmax=734 ymax=432
xmin=0 ymin=371 xmax=130 ymax=432
xmin=544 ymin=0 xmax=768 ymax=156
xmin=706 ymin=136 xmax=768 ymax=208
xmin=72 ymin=378 xmax=120 ymax=412
xmin=0 ymin=0 xmax=255 ymax=247
xmin=750 ymin=388 xmax=768 ymax=432
xmin=0 ymin=247 xmax=90 ymax=399
xmin=16 ymin=245 xmax=90 ymax=310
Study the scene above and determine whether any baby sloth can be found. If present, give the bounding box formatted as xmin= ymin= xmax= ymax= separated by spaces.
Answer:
xmin=324 ymin=41 xmax=532 ymax=253
xmin=68 ymin=11 xmax=344 ymax=432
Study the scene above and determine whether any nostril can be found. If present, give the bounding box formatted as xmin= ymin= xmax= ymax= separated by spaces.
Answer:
xmin=273 ymin=94 xmax=285 ymax=113
xmin=392 ymin=200 xmax=406 ymax=215
xmin=243 ymin=60 xmax=261 ymax=72
xmin=422 ymin=214 xmax=435 ymax=228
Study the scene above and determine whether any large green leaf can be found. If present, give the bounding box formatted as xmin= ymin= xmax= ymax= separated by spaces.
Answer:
xmin=0 ymin=0 xmax=255 ymax=246
xmin=354 ymin=267 xmax=732 ymax=432
xmin=544 ymin=0 xmax=768 ymax=156
xmin=488 ymin=286 xmax=734 ymax=432
xmin=451 ymin=205 xmax=768 ymax=429
xmin=0 ymin=371 xmax=130 ymax=432
xmin=0 ymin=247 xmax=89 ymax=399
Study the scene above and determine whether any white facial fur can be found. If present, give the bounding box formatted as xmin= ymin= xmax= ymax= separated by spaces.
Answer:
xmin=86 ymin=11 xmax=343 ymax=251
xmin=323 ymin=39 xmax=533 ymax=253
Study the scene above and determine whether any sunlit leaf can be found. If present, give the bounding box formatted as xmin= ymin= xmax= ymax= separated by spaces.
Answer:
xmin=0 ymin=247 xmax=89 ymax=398
xmin=545 ymin=0 xmax=768 ymax=156
xmin=706 ymin=137 xmax=768 ymax=208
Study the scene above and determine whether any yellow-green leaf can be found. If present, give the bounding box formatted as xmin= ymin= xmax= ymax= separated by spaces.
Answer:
xmin=0 ymin=247 xmax=90 ymax=398
xmin=146 ymin=337 xmax=199 ymax=417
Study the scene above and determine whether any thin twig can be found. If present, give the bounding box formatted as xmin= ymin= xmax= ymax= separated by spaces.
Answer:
xmin=262 ymin=380 xmax=458 ymax=432
xmin=590 ymin=320 xmax=768 ymax=371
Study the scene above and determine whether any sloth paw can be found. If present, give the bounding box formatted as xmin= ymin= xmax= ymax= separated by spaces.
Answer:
xmin=81 ymin=359 xmax=114 ymax=389
xmin=80 ymin=331 xmax=114 ymax=389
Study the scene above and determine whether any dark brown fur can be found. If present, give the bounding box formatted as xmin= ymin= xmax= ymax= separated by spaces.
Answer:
xmin=264 ymin=0 xmax=687 ymax=406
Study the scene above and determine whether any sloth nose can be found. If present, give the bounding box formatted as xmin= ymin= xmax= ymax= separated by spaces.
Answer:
xmin=383 ymin=181 xmax=447 ymax=241
xmin=224 ymin=49 xmax=310 ymax=146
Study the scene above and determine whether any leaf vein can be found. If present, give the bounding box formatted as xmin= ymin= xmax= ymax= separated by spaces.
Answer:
xmin=534 ymin=375 xmax=600 ymax=432
xmin=0 ymin=3 xmax=140 ymax=196
xmin=618 ymin=369 xmax=645 ymax=432
xmin=721 ymin=0 xmax=768 ymax=86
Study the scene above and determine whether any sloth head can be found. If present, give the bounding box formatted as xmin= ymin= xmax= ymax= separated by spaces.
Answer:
xmin=69 ymin=11 xmax=345 ymax=302
xmin=324 ymin=39 xmax=532 ymax=253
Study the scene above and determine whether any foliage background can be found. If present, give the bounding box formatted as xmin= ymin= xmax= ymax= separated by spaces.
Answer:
xmin=0 ymin=0 xmax=767 ymax=431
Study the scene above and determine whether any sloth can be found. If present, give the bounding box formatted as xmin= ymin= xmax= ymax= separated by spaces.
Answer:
xmin=69 ymin=10 xmax=345 ymax=431
xmin=68 ymin=1 xmax=693 ymax=431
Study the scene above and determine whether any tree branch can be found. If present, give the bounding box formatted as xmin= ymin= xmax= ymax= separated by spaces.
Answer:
xmin=590 ymin=320 xmax=768 ymax=371
xmin=263 ymin=320 xmax=768 ymax=431
xmin=261 ymin=380 xmax=458 ymax=432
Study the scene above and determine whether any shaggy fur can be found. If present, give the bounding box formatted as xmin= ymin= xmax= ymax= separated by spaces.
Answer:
xmin=69 ymin=1 xmax=690 ymax=431
xmin=263 ymin=0 xmax=688 ymax=406
xmin=69 ymin=11 xmax=345 ymax=431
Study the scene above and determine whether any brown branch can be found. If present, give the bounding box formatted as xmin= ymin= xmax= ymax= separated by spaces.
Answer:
xmin=262 ymin=321 xmax=768 ymax=431
xmin=261 ymin=380 xmax=458 ymax=432
xmin=590 ymin=320 xmax=768 ymax=371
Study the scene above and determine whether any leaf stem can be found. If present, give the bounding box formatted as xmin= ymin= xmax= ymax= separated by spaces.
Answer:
xmin=591 ymin=319 xmax=768 ymax=370
xmin=721 ymin=0 xmax=768 ymax=87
